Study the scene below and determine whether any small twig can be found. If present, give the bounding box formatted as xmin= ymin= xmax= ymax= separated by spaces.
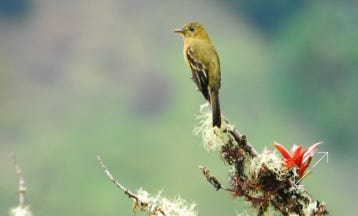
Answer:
xmin=229 ymin=129 xmax=258 ymax=157
xmin=97 ymin=155 xmax=139 ymax=201
xmin=97 ymin=155 xmax=166 ymax=216
xmin=12 ymin=153 xmax=26 ymax=208
xmin=199 ymin=165 xmax=233 ymax=192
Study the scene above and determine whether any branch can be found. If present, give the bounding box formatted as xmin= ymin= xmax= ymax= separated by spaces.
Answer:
xmin=10 ymin=154 xmax=32 ymax=216
xmin=199 ymin=165 xmax=233 ymax=192
xmin=195 ymin=104 xmax=329 ymax=215
xmin=97 ymin=156 xmax=198 ymax=216
xmin=229 ymin=129 xmax=258 ymax=157
xmin=97 ymin=156 xmax=140 ymax=201
xmin=12 ymin=154 xmax=26 ymax=208
xmin=97 ymin=155 xmax=166 ymax=215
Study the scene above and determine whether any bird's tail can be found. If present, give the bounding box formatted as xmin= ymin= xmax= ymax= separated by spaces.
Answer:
xmin=210 ymin=90 xmax=221 ymax=128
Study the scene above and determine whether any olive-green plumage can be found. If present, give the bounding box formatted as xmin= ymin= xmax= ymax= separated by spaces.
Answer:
xmin=174 ymin=22 xmax=221 ymax=128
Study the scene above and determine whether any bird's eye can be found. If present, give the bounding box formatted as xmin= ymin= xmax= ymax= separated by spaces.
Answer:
xmin=189 ymin=26 xmax=195 ymax=32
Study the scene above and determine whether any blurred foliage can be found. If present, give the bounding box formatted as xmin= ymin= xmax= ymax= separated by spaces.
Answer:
xmin=0 ymin=0 xmax=356 ymax=215
xmin=0 ymin=0 xmax=31 ymax=19
xmin=224 ymin=0 xmax=308 ymax=33
xmin=271 ymin=2 xmax=358 ymax=153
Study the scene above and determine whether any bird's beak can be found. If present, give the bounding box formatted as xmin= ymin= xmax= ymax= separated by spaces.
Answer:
xmin=173 ymin=28 xmax=185 ymax=34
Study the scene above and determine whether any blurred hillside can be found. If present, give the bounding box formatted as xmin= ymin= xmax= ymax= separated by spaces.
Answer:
xmin=0 ymin=0 xmax=357 ymax=215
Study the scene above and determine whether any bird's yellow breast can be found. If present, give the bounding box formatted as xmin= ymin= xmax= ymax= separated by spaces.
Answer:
xmin=183 ymin=38 xmax=221 ymax=91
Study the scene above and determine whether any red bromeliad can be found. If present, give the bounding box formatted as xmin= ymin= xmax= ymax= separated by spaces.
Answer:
xmin=273 ymin=142 xmax=323 ymax=177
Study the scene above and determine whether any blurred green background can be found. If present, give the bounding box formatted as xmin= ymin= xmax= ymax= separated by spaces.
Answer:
xmin=0 ymin=0 xmax=357 ymax=215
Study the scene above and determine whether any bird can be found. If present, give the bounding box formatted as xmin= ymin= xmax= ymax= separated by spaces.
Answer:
xmin=174 ymin=22 xmax=221 ymax=128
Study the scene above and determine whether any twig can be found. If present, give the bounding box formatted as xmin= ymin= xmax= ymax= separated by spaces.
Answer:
xmin=97 ymin=155 xmax=139 ymax=201
xmin=12 ymin=153 xmax=26 ymax=208
xmin=97 ymin=155 xmax=166 ymax=216
xmin=199 ymin=165 xmax=233 ymax=192
xmin=229 ymin=129 xmax=258 ymax=157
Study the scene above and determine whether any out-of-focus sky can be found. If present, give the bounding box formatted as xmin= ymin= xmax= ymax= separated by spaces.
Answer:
xmin=0 ymin=0 xmax=357 ymax=215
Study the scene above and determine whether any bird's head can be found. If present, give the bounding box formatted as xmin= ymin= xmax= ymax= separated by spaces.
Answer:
xmin=173 ymin=22 xmax=210 ymax=41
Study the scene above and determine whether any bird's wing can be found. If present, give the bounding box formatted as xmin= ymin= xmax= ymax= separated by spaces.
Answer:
xmin=186 ymin=48 xmax=210 ymax=101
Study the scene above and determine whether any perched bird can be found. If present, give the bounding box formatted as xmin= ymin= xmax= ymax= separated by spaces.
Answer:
xmin=174 ymin=22 xmax=221 ymax=128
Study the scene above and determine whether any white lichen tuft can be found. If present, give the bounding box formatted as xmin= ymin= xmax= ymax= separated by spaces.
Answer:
xmin=303 ymin=201 xmax=318 ymax=216
xmin=137 ymin=188 xmax=162 ymax=211
xmin=9 ymin=206 xmax=32 ymax=216
xmin=193 ymin=103 xmax=234 ymax=151
xmin=160 ymin=196 xmax=197 ymax=216
xmin=136 ymin=189 xmax=198 ymax=216
xmin=236 ymin=210 xmax=250 ymax=216
xmin=245 ymin=148 xmax=288 ymax=182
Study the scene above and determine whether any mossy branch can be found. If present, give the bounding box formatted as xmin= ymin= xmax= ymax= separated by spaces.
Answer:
xmin=98 ymin=101 xmax=329 ymax=215
xmin=97 ymin=155 xmax=197 ymax=216
xmin=195 ymin=103 xmax=329 ymax=215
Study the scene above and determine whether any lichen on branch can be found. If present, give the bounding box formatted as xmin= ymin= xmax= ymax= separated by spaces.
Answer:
xmin=193 ymin=103 xmax=234 ymax=151
xmin=195 ymin=103 xmax=329 ymax=216
xmin=97 ymin=156 xmax=198 ymax=216
xmin=10 ymin=154 xmax=33 ymax=216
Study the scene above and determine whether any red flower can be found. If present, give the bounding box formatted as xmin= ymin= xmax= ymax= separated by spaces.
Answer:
xmin=273 ymin=142 xmax=323 ymax=177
